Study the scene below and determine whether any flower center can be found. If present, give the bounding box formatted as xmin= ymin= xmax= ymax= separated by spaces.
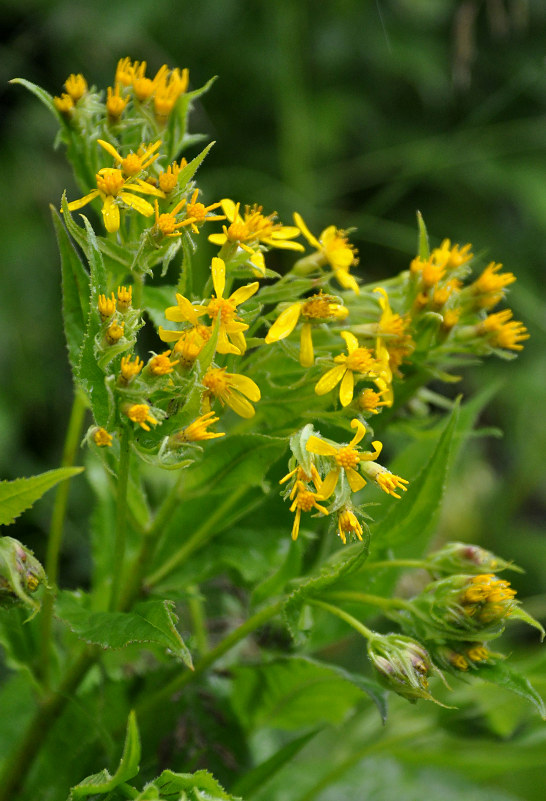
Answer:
xmin=203 ymin=368 xmax=229 ymax=395
xmin=335 ymin=447 xmax=360 ymax=469
xmin=302 ymin=296 xmax=332 ymax=319
xmin=345 ymin=348 xmax=376 ymax=373
xmin=186 ymin=202 xmax=207 ymax=222
xmin=295 ymin=488 xmax=317 ymax=512
xmin=121 ymin=153 xmax=143 ymax=176
xmin=227 ymin=221 xmax=250 ymax=242
xmin=207 ymin=297 xmax=237 ymax=324
xmin=96 ymin=169 xmax=125 ymax=196
xmin=157 ymin=213 xmax=177 ymax=235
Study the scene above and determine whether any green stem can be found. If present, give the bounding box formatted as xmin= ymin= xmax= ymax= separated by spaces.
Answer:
xmin=188 ymin=585 xmax=209 ymax=656
xmin=131 ymin=272 xmax=144 ymax=310
xmin=308 ymin=599 xmax=376 ymax=640
xmin=145 ymin=484 xmax=249 ymax=589
xmin=137 ymin=600 xmax=283 ymax=720
xmin=324 ymin=591 xmax=413 ymax=612
xmin=39 ymin=389 xmax=87 ymax=688
xmin=360 ymin=558 xmax=429 ymax=570
xmin=0 ymin=647 xmax=97 ymax=801
xmin=109 ymin=426 xmax=131 ymax=611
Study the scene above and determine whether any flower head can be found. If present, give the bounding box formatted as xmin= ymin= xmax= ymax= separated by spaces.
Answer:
xmin=294 ymin=213 xmax=359 ymax=294
xmin=368 ymin=634 xmax=441 ymax=704
xmin=265 ymin=292 xmax=349 ymax=367
xmin=148 ymin=350 xmax=178 ymax=376
xmin=337 ymin=508 xmax=364 ymax=544
xmin=120 ymin=354 xmax=143 ymax=382
xmin=170 ymin=412 xmax=225 ymax=444
xmin=306 ymin=419 xmax=380 ymax=497
xmin=478 ymin=309 xmax=529 ymax=351
xmin=471 ymin=262 xmax=516 ymax=309
xmin=98 ymin=292 xmax=116 ymax=320
xmin=209 ymin=200 xmax=304 ymax=254
xmin=280 ymin=464 xmax=328 ymax=542
xmin=202 ymin=367 xmax=261 ymax=419
xmin=124 ymin=403 xmax=159 ymax=432
xmin=157 ymin=159 xmax=187 ymax=194
xmin=64 ymin=73 xmax=87 ymax=102
xmin=315 ymin=331 xmax=378 ymax=407
xmin=106 ymin=84 xmax=129 ymax=121
xmin=92 ymin=427 xmax=113 ymax=447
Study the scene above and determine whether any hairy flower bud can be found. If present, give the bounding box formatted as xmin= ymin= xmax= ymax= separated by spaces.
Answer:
xmin=426 ymin=542 xmax=520 ymax=577
xmin=0 ymin=537 xmax=46 ymax=615
xmin=367 ymin=633 xmax=445 ymax=704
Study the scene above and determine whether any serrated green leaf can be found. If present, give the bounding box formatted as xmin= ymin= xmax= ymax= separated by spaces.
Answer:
xmin=68 ymin=710 xmax=140 ymax=798
xmin=51 ymin=206 xmax=90 ymax=373
xmin=476 ymin=663 xmax=546 ymax=719
xmin=175 ymin=140 xmax=215 ymax=192
xmin=0 ymin=467 xmax=84 ymax=526
xmin=56 ymin=591 xmax=193 ymax=668
xmin=231 ymin=656 xmax=376 ymax=731
xmin=146 ymin=768 xmax=239 ymax=801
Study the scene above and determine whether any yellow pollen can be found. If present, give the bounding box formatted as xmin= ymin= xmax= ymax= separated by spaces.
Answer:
xmin=335 ymin=447 xmax=360 ymax=469
xmin=375 ymin=471 xmax=409 ymax=498
xmin=121 ymin=153 xmax=143 ymax=176
xmin=345 ymin=348 xmax=376 ymax=373
xmin=27 ymin=574 xmax=40 ymax=592
xmin=126 ymin=403 xmax=159 ymax=431
xmin=120 ymin=355 xmax=143 ymax=381
xmin=96 ymin=169 xmax=125 ymax=195
xmin=450 ymin=653 xmax=469 ymax=671
xmin=185 ymin=202 xmax=207 ymax=222
xmin=227 ymin=221 xmax=250 ymax=242
xmin=295 ymin=488 xmax=318 ymax=512
xmin=302 ymin=297 xmax=332 ymax=319
xmin=207 ymin=297 xmax=237 ymax=324
xmin=466 ymin=645 xmax=489 ymax=662
xmin=149 ymin=351 xmax=177 ymax=375
xmin=106 ymin=321 xmax=124 ymax=344
xmin=93 ymin=427 xmax=113 ymax=447
xmin=54 ymin=93 xmax=74 ymax=114
xmin=98 ymin=293 xmax=116 ymax=319
xmin=202 ymin=368 xmax=229 ymax=395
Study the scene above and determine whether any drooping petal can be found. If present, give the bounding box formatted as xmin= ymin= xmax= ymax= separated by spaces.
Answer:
xmin=349 ymin=418 xmax=367 ymax=447
xmin=291 ymin=507 xmax=302 ymax=541
xmin=315 ymin=365 xmax=345 ymax=396
xmin=98 ymin=138 xmax=123 ymax=162
xmin=67 ymin=189 xmax=100 ymax=212
xmin=158 ymin=326 xmax=183 ymax=343
xmin=165 ymin=294 xmax=206 ymax=325
xmin=265 ymin=303 xmax=302 ymax=343
xmin=102 ymin=196 xmax=120 ymax=233
xmin=339 ymin=368 xmax=354 ymax=407
xmin=216 ymin=327 xmax=241 ymax=355
xmin=224 ymin=390 xmax=255 ymax=418
xmin=263 ymin=237 xmax=305 ymax=252
xmin=334 ymin=268 xmax=360 ymax=295
xmin=208 ymin=233 xmax=228 ymax=246
xmin=119 ymin=192 xmax=154 ymax=217
xmin=220 ymin=198 xmax=239 ymax=222
xmin=211 ymin=257 xmax=226 ymax=299
xmin=299 ymin=322 xmax=314 ymax=367
xmin=270 ymin=225 xmax=302 ymax=239
xmin=131 ymin=178 xmax=166 ymax=197
xmin=228 ymin=373 xmax=261 ymax=402
xmin=293 ymin=212 xmax=321 ymax=249
xmin=345 ymin=466 xmax=366 ymax=493
xmin=229 ymin=281 xmax=259 ymax=306
xmin=227 ymin=329 xmax=247 ymax=355
xmin=320 ymin=469 xmax=340 ymax=499
xmin=340 ymin=330 xmax=359 ymax=354
xmin=305 ymin=436 xmax=338 ymax=457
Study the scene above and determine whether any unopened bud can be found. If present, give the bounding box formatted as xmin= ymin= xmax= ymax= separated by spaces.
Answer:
xmin=0 ymin=537 xmax=46 ymax=614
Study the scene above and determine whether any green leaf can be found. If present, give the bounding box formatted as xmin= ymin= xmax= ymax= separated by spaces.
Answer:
xmin=51 ymin=206 xmax=90 ymax=373
xmin=68 ymin=710 xmax=141 ymax=798
xmin=9 ymin=78 xmax=61 ymax=123
xmin=477 ymin=663 xmax=546 ymax=719
xmin=175 ymin=140 xmax=216 ymax=191
xmin=231 ymin=656 xmax=379 ymax=731
xmin=0 ymin=467 xmax=84 ymax=526
xmin=232 ymin=730 xmax=319 ymax=799
xmin=416 ymin=210 xmax=430 ymax=259
xmin=144 ymin=768 xmax=239 ymax=800
xmin=56 ymin=591 xmax=193 ymax=669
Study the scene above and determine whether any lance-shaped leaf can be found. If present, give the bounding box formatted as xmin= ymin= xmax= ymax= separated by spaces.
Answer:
xmin=56 ymin=591 xmax=193 ymax=669
xmin=476 ymin=663 xmax=546 ymax=720
xmin=68 ymin=710 xmax=141 ymax=798
xmin=9 ymin=78 xmax=61 ymax=122
xmin=0 ymin=467 xmax=84 ymax=526
xmin=144 ymin=768 xmax=239 ymax=800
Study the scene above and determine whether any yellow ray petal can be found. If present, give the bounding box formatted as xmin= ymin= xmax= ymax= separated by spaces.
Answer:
xmin=211 ymin=256 xmax=226 ymax=299
xmin=119 ymin=192 xmax=154 ymax=217
xmin=339 ymin=368 xmax=354 ymax=407
xmin=320 ymin=469 xmax=340 ymax=499
xmin=341 ymin=330 xmax=359 ymax=354
xmin=102 ymin=196 xmax=120 ymax=233
xmin=225 ymin=390 xmax=255 ymax=418
xmin=299 ymin=322 xmax=314 ymax=367
xmin=66 ymin=189 xmax=100 ymax=211
xmin=228 ymin=373 xmax=261 ymax=402
xmin=315 ymin=365 xmax=345 ymax=396
xmin=305 ymin=436 xmax=338 ymax=457
xmin=293 ymin=212 xmax=321 ymax=249
xmin=265 ymin=303 xmax=302 ymax=343
xmin=345 ymin=466 xmax=366 ymax=493
xmin=229 ymin=281 xmax=259 ymax=306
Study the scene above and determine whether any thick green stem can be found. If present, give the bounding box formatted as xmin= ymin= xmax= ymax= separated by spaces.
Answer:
xmin=39 ymin=389 xmax=87 ymax=688
xmin=145 ymin=484 xmax=249 ymax=589
xmin=324 ymin=591 xmax=413 ymax=612
xmin=109 ymin=426 xmax=131 ymax=611
xmin=137 ymin=600 xmax=283 ymax=720
xmin=360 ymin=558 xmax=429 ymax=570
xmin=0 ymin=647 xmax=97 ymax=801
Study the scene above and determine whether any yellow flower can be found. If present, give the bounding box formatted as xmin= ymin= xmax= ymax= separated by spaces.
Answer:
xmin=471 ymin=262 xmax=516 ymax=309
xmin=202 ymin=367 xmax=260 ymax=419
xmin=116 ymin=286 xmax=133 ymax=312
xmin=154 ymin=67 xmax=189 ymax=120
xmin=115 ymin=57 xmax=134 ymax=87
xmin=53 ymin=93 xmax=74 ymax=115
xmin=460 ymin=574 xmax=517 ymax=624
xmin=431 ymin=239 xmax=473 ymax=270
xmin=120 ymin=354 xmax=143 ymax=382
xmin=106 ymin=84 xmax=129 ymax=121
xmin=98 ymin=138 xmax=161 ymax=177
xmin=65 ymin=139 xmax=165 ymax=233
xmin=176 ymin=412 xmax=225 ymax=443
xmin=306 ymin=418 xmax=380 ymax=497
xmin=124 ymin=403 xmax=159 ymax=432
xmin=98 ymin=292 xmax=116 ymax=319
xmin=374 ymin=288 xmax=414 ymax=375
xmin=64 ymin=73 xmax=87 ymax=102
xmin=265 ymin=292 xmax=349 ymax=367
xmin=158 ymin=159 xmax=187 ymax=194
xmin=280 ymin=465 xmax=328 ymax=542
xmin=209 ymin=200 xmax=304 ymax=254
xmin=152 ymin=198 xmax=195 ymax=238
xmin=360 ymin=457 xmax=409 ymax=498
xmin=181 ymin=189 xmax=226 ymax=234
xmin=315 ymin=331 xmax=378 ymax=407
xmin=161 ymin=258 xmax=258 ymax=355
xmin=106 ymin=320 xmax=124 ymax=344
xmin=293 ymin=212 xmax=360 ymax=294
xmin=148 ymin=350 xmax=178 ymax=376
xmin=357 ymin=388 xmax=389 ymax=414
xmin=337 ymin=508 xmax=364 ymax=545
xmin=171 ymin=326 xmax=211 ymax=366
xmin=131 ymin=61 xmax=168 ymax=102
xmin=478 ymin=309 xmax=529 ymax=351
xmin=92 ymin=427 xmax=113 ymax=447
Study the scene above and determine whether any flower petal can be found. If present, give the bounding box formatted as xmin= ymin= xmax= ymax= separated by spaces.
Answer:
xmin=98 ymin=138 xmax=123 ymax=162
xmin=293 ymin=212 xmax=321 ymax=249
xmin=101 ymin=196 xmax=120 ymax=233
xmin=211 ymin=257 xmax=226 ymax=299
xmin=67 ymin=189 xmax=100 ymax=212
xmin=320 ymin=469 xmax=340 ymax=499
xmin=341 ymin=330 xmax=359 ymax=354
xmin=315 ymin=365 xmax=345 ymax=396
xmin=208 ymin=233 xmax=228 ymax=246
xmin=225 ymin=390 xmax=255 ymax=418
xmin=345 ymin=466 xmax=366 ymax=493
xmin=339 ymin=369 xmax=354 ymax=407
xmin=131 ymin=179 xmax=166 ymax=197
xmin=334 ymin=268 xmax=360 ymax=295
xmin=349 ymin=418 xmax=367 ymax=447
xmin=305 ymin=436 xmax=338 ymax=457
xmin=229 ymin=281 xmax=259 ymax=306
xmin=119 ymin=192 xmax=154 ymax=217
xmin=220 ymin=198 xmax=238 ymax=222
xmin=299 ymin=322 xmax=314 ymax=367
xmin=158 ymin=326 xmax=183 ymax=342
xmin=228 ymin=373 xmax=261 ymax=402
xmin=265 ymin=303 xmax=302 ymax=343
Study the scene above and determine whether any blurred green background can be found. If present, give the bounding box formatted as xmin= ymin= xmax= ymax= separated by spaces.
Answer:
xmin=0 ymin=0 xmax=545 ymax=798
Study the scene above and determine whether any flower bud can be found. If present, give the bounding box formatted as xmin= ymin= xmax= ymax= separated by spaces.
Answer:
xmin=426 ymin=542 xmax=520 ymax=576
xmin=0 ymin=537 xmax=46 ymax=614
xmin=367 ymin=633 xmax=444 ymax=704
